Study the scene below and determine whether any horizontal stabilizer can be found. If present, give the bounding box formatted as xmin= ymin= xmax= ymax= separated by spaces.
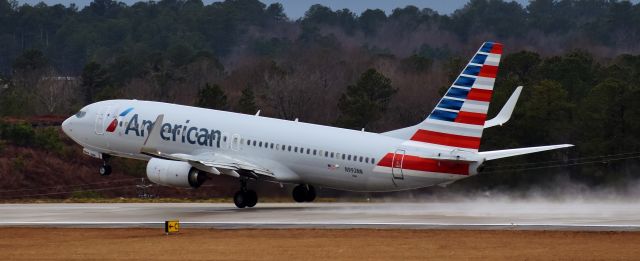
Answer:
xmin=480 ymin=144 xmax=573 ymax=161
xmin=484 ymin=86 xmax=522 ymax=128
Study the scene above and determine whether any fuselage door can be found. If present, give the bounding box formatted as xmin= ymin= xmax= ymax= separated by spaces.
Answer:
xmin=94 ymin=106 xmax=110 ymax=135
xmin=231 ymin=134 xmax=241 ymax=151
xmin=392 ymin=149 xmax=405 ymax=180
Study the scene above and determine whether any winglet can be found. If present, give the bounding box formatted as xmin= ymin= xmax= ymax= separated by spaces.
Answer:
xmin=484 ymin=86 xmax=522 ymax=128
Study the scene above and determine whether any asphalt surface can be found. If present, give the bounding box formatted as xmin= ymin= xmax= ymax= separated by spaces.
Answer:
xmin=1 ymin=201 xmax=639 ymax=231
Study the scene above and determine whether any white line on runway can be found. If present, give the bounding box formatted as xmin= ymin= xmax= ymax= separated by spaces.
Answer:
xmin=2 ymin=221 xmax=640 ymax=230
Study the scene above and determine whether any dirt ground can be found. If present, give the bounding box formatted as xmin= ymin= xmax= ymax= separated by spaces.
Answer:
xmin=2 ymin=228 xmax=639 ymax=260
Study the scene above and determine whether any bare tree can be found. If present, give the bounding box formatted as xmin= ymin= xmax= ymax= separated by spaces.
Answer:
xmin=34 ymin=70 xmax=79 ymax=114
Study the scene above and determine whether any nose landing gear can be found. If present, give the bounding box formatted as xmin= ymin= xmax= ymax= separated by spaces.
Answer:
xmin=292 ymin=184 xmax=316 ymax=203
xmin=99 ymin=154 xmax=112 ymax=176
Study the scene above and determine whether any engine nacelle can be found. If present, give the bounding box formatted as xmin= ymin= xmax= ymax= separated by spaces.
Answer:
xmin=146 ymin=158 xmax=207 ymax=188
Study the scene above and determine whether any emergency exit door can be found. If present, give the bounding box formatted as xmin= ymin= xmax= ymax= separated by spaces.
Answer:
xmin=392 ymin=149 xmax=405 ymax=179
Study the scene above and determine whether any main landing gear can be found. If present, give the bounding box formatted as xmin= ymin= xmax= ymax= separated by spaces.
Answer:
xmin=99 ymin=154 xmax=112 ymax=176
xmin=292 ymin=184 xmax=316 ymax=203
xmin=234 ymin=179 xmax=258 ymax=208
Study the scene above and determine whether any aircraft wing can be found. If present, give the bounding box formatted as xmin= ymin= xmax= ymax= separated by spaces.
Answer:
xmin=140 ymin=114 xmax=276 ymax=180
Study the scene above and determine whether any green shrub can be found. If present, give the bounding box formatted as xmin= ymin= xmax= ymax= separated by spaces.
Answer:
xmin=34 ymin=127 xmax=63 ymax=153
xmin=71 ymin=190 xmax=103 ymax=199
xmin=12 ymin=155 xmax=25 ymax=171
xmin=0 ymin=121 xmax=7 ymax=139
xmin=6 ymin=123 xmax=35 ymax=146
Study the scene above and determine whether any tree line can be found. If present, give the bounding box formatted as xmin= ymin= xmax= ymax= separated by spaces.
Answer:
xmin=1 ymin=0 xmax=639 ymax=190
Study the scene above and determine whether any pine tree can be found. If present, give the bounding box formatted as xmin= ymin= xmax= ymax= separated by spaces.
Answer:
xmin=237 ymin=87 xmax=258 ymax=114
xmin=336 ymin=68 xmax=397 ymax=129
xmin=197 ymin=83 xmax=227 ymax=110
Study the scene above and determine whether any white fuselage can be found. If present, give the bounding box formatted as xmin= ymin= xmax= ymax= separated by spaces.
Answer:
xmin=62 ymin=100 xmax=477 ymax=192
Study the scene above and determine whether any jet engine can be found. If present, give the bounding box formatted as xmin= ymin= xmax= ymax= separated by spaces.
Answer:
xmin=146 ymin=158 xmax=207 ymax=188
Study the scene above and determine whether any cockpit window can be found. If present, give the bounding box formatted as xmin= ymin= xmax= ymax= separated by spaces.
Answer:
xmin=75 ymin=110 xmax=87 ymax=118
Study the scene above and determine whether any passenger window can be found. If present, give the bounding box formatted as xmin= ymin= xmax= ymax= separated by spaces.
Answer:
xmin=276 ymin=144 xmax=280 ymax=150
xmin=324 ymin=151 xmax=328 ymax=157
xmin=294 ymin=147 xmax=298 ymax=153
xmin=371 ymin=158 xmax=375 ymax=164
xmin=306 ymin=148 xmax=310 ymax=154
xmin=359 ymin=156 xmax=363 ymax=162
xmin=365 ymin=157 xmax=369 ymax=163
xmin=342 ymin=154 xmax=345 ymax=160
xmin=223 ymin=136 xmax=227 ymax=142
xmin=247 ymin=140 xmax=251 ymax=145
xmin=330 ymin=152 xmax=334 ymax=158
xmin=259 ymin=141 xmax=263 ymax=147
xmin=313 ymin=149 xmax=317 ymax=155
xmin=253 ymin=140 xmax=256 ymax=146
xmin=348 ymin=155 xmax=352 ymax=160
xmin=270 ymin=143 xmax=274 ymax=149
xmin=288 ymin=146 xmax=292 ymax=151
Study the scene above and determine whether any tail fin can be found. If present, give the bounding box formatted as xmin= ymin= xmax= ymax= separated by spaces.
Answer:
xmin=406 ymin=42 xmax=502 ymax=151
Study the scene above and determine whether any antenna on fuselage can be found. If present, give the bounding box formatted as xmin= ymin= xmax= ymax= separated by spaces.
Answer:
xmin=294 ymin=118 xmax=299 ymax=122
xmin=255 ymin=110 xmax=261 ymax=116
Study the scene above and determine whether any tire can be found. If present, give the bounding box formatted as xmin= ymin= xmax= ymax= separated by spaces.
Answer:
xmin=245 ymin=190 xmax=258 ymax=208
xmin=292 ymin=185 xmax=307 ymax=203
xmin=99 ymin=165 xmax=112 ymax=176
xmin=233 ymin=191 xmax=246 ymax=208
xmin=305 ymin=185 xmax=316 ymax=202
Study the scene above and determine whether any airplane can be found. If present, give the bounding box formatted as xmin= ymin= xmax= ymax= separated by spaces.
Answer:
xmin=61 ymin=42 xmax=573 ymax=208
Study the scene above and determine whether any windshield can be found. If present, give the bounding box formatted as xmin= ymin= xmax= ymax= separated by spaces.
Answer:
xmin=75 ymin=110 xmax=86 ymax=118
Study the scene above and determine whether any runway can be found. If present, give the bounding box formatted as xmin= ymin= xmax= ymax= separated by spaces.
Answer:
xmin=1 ymin=201 xmax=640 ymax=231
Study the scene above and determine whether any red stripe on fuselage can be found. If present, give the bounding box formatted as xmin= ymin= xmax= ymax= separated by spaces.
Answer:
xmin=467 ymin=88 xmax=493 ymax=102
xmin=410 ymin=129 xmax=481 ymax=149
xmin=378 ymin=153 xmax=469 ymax=175
xmin=455 ymin=111 xmax=487 ymax=125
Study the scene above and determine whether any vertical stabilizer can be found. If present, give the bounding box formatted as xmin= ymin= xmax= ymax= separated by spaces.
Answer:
xmin=405 ymin=42 xmax=503 ymax=151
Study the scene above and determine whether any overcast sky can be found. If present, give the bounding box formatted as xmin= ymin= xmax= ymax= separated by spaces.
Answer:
xmin=16 ymin=0 xmax=528 ymax=17
xmin=15 ymin=0 xmax=640 ymax=18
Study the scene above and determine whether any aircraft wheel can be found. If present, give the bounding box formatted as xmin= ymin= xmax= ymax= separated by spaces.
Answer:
xmin=233 ymin=191 xmax=246 ymax=208
xmin=292 ymin=185 xmax=307 ymax=203
xmin=305 ymin=185 xmax=316 ymax=202
xmin=99 ymin=165 xmax=112 ymax=176
xmin=245 ymin=190 xmax=258 ymax=208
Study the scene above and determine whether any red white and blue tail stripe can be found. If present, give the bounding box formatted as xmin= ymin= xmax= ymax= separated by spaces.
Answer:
xmin=410 ymin=42 xmax=502 ymax=151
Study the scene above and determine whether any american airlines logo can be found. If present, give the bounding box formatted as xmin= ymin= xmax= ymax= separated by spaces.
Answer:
xmin=115 ymin=110 xmax=223 ymax=148
xmin=106 ymin=107 xmax=134 ymax=132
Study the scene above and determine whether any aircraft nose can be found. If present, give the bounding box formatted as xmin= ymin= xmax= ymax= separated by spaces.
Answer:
xmin=61 ymin=116 xmax=73 ymax=136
